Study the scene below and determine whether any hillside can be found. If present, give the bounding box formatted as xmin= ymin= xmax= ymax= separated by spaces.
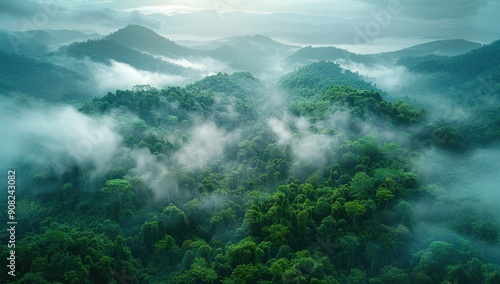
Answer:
xmin=55 ymin=39 xmax=191 ymax=75
xmin=397 ymin=39 xmax=481 ymax=56
xmin=280 ymin=61 xmax=379 ymax=97
xmin=0 ymin=29 xmax=100 ymax=56
xmin=192 ymin=35 xmax=296 ymax=54
xmin=0 ymin=51 xmax=87 ymax=100
xmin=287 ymin=39 xmax=482 ymax=66
xmin=105 ymin=25 xmax=193 ymax=58
xmin=287 ymin=46 xmax=373 ymax=65
xmin=398 ymin=40 xmax=500 ymax=78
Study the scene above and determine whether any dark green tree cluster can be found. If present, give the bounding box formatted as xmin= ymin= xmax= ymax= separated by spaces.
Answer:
xmin=0 ymin=51 xmax=87 ymax=100
xmin=280 ymin=61 xmax=378 ymax=98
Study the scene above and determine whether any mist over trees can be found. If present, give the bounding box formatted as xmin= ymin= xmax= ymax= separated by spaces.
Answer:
xmin=0 ymin=22 xmax=499 ymax=284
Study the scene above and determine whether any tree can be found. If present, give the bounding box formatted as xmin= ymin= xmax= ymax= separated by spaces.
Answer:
xmin=376 ymin=187 xmax=394 ymax=204
xmin=266 ymin=224 xmax=290 ymax=247
xmin=230 ymin=264 xmax=261 ymax=284
xmin=172 ymin=258 xmax=218 ymax=284
xmin=344 ymin=200 xmax=367 ymax=224
xmin=350 ymin=172 xmax=373 ymax=199
xmin=102 ymin=179 xmax=134 ymax=207
xmin=378 ymin=265 xmax=409 ymax=284
xmin=17 ymin=199 xmax=47 ymax=233
xmin=339 ymin=233 xmax=359 ymax=269
xmin=226 ymin=239 xmax=263 ymax=267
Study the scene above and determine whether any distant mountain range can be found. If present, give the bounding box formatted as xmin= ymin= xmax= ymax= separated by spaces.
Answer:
xmin=398 ymin=40 xmax=499 ymax=78
xmin=0 ymin=29 xmax=100 ymax=56
xmin=0 ymin=24 xmax=497 ymax=102
xmin=287 ymin=39 xmax=482 ymax=65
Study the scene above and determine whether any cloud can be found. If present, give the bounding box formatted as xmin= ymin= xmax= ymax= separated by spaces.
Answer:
xmin=0 ymin=97 xmax=121 ymax=176
xmin=337 ymin=60 xmax=411 ymax=91
xmin=353 ymin=0 xmax=491 ymax=20
xmin=158 ymin=55 xmax=233 ymax=77
xmin=66 ymin=7 xmax=162 ymax=30
xmin=0 ymin=96 xmax=177 ymax=200
xmin=90 ymin=60 xmax=188 ymax=93
xmin=0 ymin=0 xmax=63 ymax=18
xmin=414 ymin=148 xmax=500 ymax=206
xmin=267 ymin=117 xmax=293 ymax=145
xmin=267 ymin=114 xmax=339 ymax=165
xmin=129 ymin=147 xmax=173 ymax=200
xmin=175 ymin=122 xmax=241 ymax=169
xmin=411 ymin=147 xmax=500 ymax=251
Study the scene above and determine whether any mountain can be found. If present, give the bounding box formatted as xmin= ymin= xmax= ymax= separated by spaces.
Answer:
xmin=105 ymin=25 xmax=194 ymax=58
xmin=375 ymin=39 xmax=482 ymax=64
xmin=0 ymin=29 xmax=100 ymax=56
xmin=287 ymin=46 xmax=375 ymax=65
xmin=197 ymin=36 xmax=297 ymax=74
xmin=398 ymin=39 xmax=500 ymax=78
xmin=105 ymin=25 xmax=298 ymax=75
xmin=0 ymin=51 xmax=87 ymax=100
xmin=55 ymin=38 xmax=191 ymax=75
xmin=0 ymin=30 xmax=49 ymax=56
xmin=280 ymin=61 xmax=378 ymax=97
xmin=190 ymin=35 xmax=296 ymax=54
xmin=287 ymin=39 xmax=482 ymax=66
xmin=396 ymin=39 xmax=481 ymax=56
xmin=148 ymin=11 xmax=367 ymax=44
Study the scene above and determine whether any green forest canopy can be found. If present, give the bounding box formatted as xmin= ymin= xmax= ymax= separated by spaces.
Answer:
xmin=1 ymin=66 xmax=499 ymax=284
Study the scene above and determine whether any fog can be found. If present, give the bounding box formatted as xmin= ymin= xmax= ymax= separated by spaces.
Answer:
xmin=268 ymin=114 xmax=337 ymax=164
xmin=337 ymin=60 xmax=412 ymax=91
xmin=411 ymin=147 xmax=500 ymax=255
xmin=175 ymin=122 xmax=241 ymax=170
xmin=158 ymin=55 xmax=233 ymax=77
xmin=90 ymin=60 xmax=188 ymax=92
xmin=0 ymin=97 xmax=175 ymax=199
xmin=0 ymin=97 xmax=121 ymax=177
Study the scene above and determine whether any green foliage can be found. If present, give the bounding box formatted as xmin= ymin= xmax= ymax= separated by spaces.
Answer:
xmin=8 ymin=60 xmax=500 ymax=284
xmin=281 ymin=61 xmax=377 ymax=97
xmin=0 ymin=51 xmax=87 ymax=100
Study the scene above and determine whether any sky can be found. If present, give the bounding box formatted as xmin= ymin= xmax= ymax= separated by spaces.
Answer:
xmin=0 ymin=0 xmax=499 ymax=49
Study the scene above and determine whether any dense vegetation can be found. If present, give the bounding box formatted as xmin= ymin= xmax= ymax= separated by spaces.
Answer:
xmin=395 ymin=41 xmax=500 ymax=148
xmin=0 ymin=51 xmax=88 ymax=100
xmin=281 ymin=61 xmax=378 ymax=97
xmin=2 ymin=58 xmax=500 ymax=283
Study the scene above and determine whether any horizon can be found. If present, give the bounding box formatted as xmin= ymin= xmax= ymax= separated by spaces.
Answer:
xmin=3 ymin=22 xmax=493 ymax=55
xmin=1 ymin=0 xmax=499 ymax=54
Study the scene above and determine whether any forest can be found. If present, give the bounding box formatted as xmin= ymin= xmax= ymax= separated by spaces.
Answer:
xmin=2 ymin=56 xmax=500 ymax=283
xmin=0 ymin=13 xmax=499 ymax=283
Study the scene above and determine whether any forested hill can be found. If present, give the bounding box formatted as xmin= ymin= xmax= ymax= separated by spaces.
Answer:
xmin=0 ymin=51 xmax=87 ymax=100
xmin=394 ymin=39 xmax=481 ymax=57
xmin=398 ymin=39 xmax=500 ymax=79
xmin=280 ymin=61 xmax=378 ymax=97
xmin=3 ymin=59 xmax=500 ymax=284
xmin=105 ymin=25 xmax=194 ymax=58
xmin=55 ymin=39 xmax=191 ymax=75
xmin=286 ymin=39 xmax=481 ymax=66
